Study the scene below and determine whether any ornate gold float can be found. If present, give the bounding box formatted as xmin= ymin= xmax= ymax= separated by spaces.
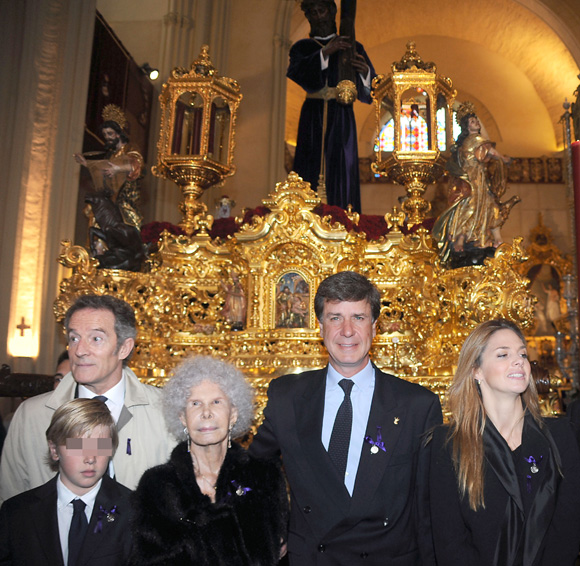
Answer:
xmin=54 ymin=44 xmax=547 ymax=422
xmin=55 ymin=173 xmax=535 ymax=418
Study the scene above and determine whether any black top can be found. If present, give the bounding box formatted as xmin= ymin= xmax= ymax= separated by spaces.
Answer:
xmin=430 ymin=416 xmax=580 ymax=566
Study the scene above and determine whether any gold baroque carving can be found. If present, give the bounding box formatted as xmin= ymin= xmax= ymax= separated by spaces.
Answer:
xmin=55 ymin=172 xmax=535 ymax=415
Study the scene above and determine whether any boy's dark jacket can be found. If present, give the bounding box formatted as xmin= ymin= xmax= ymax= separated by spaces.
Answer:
xmin=0 ymin=474 xmax=132 ymax=565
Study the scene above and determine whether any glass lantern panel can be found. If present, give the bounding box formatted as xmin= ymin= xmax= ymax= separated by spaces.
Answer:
xmin=172 ymin=92 xmax=204 ymax=155
xmin=436 ymin=107 xmax=446 ymax=151
xmin=209 ymin=97 xmax=231 ymax=164
xmin=376 ymin=119 xmax=395 ymax=152
xmin=452 ymin=110 xmax=461 ymax=142
xmin=399 ymin=90 xmax=430 ymax=151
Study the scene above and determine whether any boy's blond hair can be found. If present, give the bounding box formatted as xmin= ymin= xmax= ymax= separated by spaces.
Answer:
xmin=45 ymin=398 xmax=118 ymax=472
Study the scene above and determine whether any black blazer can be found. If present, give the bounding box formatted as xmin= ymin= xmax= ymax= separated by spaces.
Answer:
xmin=0 ymin=474 xmax=132 ymax=565
xmin=429 ymin=418 xmax=580 ymax=566
xmin=249 ymin=366 xmax=443 ymax=566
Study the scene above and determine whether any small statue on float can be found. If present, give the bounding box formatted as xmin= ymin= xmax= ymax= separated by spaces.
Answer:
xmin=74 ymin=104 xmax=146 ymax=271
xmin=221 ymin=271 xmax=247 ymax=331
xmin=215 ymin=195 xmax=236 ymax=219
xmin=433 ymin=101 xmax=520 ymax=268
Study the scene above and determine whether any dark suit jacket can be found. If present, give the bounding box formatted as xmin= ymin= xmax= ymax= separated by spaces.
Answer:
xmin=249 ymin=366 xmax=443 ymax=566
xmin=429 ymin=418 xmax=580 ymax=566
xmin=567 ymin=398 xmax=580 ymax=425
xmin=0 ymin=474 xmax=132 ymax=565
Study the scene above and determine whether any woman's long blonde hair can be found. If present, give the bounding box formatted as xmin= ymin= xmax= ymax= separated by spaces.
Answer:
xmin=446 ymin=319 xmax=542 ymax=510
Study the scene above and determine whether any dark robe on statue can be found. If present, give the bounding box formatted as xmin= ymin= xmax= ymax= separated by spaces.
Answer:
xmin=288 ymin=37 xmax=375 ymax=213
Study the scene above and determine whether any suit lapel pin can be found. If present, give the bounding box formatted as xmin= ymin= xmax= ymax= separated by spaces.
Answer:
xmin=394 ymin=417 xmax=400 ymax=425
xmin=94 ymin=505 xmax=118 ymax=533
xmin=364 ymin=426 xmax=386 ymax=454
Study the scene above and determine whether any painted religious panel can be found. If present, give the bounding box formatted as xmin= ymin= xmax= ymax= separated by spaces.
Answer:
xmin=275 ymin=272 xmax=310 ymax=329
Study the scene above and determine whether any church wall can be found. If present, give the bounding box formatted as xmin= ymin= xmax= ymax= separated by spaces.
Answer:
xmin=0 ymin=0 xmax=96 ymax=382
xmin=203 ymin=0 xmax=289 ymax=215
xmin=506 ymin=183 xmax=572 ymax=253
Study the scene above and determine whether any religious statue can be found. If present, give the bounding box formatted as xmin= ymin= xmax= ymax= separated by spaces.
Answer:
xmin=215 ymin=195 xmax=236 ymax=219
xmin=289 ymin=0 xmax=375 ymax=213
xmin=221 ymin=271 xmax=247 ymax=331
xmin=276 ymin=286 xmax=293 ymax=328
xmin=432 ymin=101 xmax=520 ymax=267
xmin=74 ymin=104 xmax=146 ymax=271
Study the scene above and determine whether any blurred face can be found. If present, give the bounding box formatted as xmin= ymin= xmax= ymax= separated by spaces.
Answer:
xmin=49 ymin=426 xmax=113 ymax=496
xmin=67 ymin=308 xmax=133 ymax=395
xmin=475 ymin=329 xmax=531 ymax=402
xmin=319 ymin=299 xmax=376 ymax=378
xmin=180 ymin=381 xmax=238 ymax=449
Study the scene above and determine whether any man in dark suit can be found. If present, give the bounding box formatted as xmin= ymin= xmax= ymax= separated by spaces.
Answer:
xmin=250 ymin=271 xmax=442 ymax=565
xmin=0 ymin=399 xmax=132 ymax=565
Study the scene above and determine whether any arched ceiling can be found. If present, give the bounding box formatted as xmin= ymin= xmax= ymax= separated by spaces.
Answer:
xmin=286 ymin=0 xmax=580 ymax=157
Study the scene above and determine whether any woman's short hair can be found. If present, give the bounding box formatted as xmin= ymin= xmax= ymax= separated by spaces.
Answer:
xmin=163 ymin=356 xmax=255 ymax=441
xmin=45 ymin=398 xmax=118 ymax=472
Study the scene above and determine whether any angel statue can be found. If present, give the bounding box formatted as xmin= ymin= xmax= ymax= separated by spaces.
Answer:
xmin=433 ymin=101 xmax=520 ymax=267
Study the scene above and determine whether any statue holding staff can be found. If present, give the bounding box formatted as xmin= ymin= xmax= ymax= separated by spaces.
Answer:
xmin=289 ymin=0 xmax=375 ymax=213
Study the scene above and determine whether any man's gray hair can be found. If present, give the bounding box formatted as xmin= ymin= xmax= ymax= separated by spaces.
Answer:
xmin=163 ymin=356 xmax=255 ymax=440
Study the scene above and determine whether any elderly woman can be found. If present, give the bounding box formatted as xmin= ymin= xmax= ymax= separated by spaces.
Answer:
xmin=429 ymin=319 xmax=580 ymax=565
xmin=129 ymin=356 xmax=288 ymax=565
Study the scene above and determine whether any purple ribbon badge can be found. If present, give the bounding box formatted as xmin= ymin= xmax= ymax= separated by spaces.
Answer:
xmin=525 ymin=454 xmax=543 ymax=474
xmin=94 ymin=505 xmax=118 ymax=533
xmin=524 ymin=455 xmax=543 ymax=493
xmin=364 ymin=426 xmax=386 ymax=454
xmin=230 ymin=480 xmax=252 ymax=497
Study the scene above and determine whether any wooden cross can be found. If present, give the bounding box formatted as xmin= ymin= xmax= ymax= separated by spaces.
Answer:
xmin=16 ymin=317 xmax=31 ymax=336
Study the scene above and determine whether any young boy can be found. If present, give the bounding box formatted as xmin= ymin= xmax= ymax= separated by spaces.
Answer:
xmin=0 ymin=398 xmax=132 ymax=565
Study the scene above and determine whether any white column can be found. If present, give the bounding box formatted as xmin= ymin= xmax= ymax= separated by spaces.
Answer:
xmin=0 ymin=0 xmax=96 ymax=373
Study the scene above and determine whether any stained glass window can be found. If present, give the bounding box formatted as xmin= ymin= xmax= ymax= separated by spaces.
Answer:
xmin=375 ymin=109 xmax=461 ymax=153
xmin=436 ymin=107 xmax=446 ymax=151
xmin=400 ymin=109 xmax=428 ymax=151
xmin=376 ymin=119 xmax=395 ymax=152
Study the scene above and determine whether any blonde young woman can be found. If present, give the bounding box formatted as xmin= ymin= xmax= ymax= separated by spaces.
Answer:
xmin=429 ymin=319 xmax=580 ymax=566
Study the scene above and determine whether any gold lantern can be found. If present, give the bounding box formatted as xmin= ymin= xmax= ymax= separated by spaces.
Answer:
xmin=372 ymin=42 xmax=456 ymax=225
xmin=153 ymin=45 xmax=243 ymax=236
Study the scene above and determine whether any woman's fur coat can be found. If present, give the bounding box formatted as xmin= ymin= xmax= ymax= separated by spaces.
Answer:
xmin=129 ymin=442 xmax=288 ymax=565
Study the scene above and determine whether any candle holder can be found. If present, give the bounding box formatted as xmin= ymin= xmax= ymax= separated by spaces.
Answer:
xmin=372 ymin=42 xmax=456 ymax=225
xmin=153 ymin=45 xmax=243 ymax=236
